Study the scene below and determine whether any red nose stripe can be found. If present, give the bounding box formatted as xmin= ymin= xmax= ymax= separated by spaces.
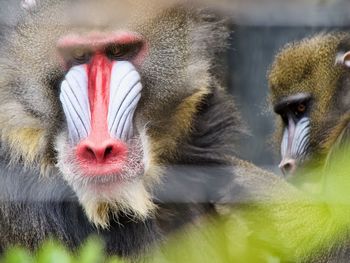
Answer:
xmin=86 ymin=53 xmax=112 ymax=139
xmin=76 ymin=54 xmax=128 ymax=176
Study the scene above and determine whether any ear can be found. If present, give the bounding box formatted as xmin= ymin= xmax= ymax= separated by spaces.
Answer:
xmin=21 ymin=0 xmax=37 ymax=11
xmin=336 ymin=51 xmax=350 ymax=68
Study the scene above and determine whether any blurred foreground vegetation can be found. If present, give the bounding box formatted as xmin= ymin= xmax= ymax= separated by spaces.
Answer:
xmin=4 ymin=147 xmax=350 ymax=262
xmin=0 ymin=238 xmax=122 ymax=263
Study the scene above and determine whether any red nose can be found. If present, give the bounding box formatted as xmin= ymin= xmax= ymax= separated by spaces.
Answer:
xmin=76 ymin=139 xmax=127 ymax=165
xmin=74 ymin=54 xmax=128 ymax=176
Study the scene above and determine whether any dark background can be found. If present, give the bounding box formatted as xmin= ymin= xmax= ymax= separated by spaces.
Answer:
xmin=1 ymin=0 xmax=350 ymax=172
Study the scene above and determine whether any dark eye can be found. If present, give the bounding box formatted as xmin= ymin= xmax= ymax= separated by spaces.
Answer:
xmin=297 ymin=103 xmax=306 ymax=113
xmin=106 ymin=42 xmax=143 ymax=60
xmin=293 ymin=102 xmax=307 ymax=118
xmin=71 ymin=48 xmax=91 ymax=65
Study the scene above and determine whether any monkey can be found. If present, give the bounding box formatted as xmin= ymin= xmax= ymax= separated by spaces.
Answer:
xmin=267 ymin=32 xmax=350 ymax=177
xmin=0 ymin=0 xmax=252 ymax=257
xmin=208 ymin=32 xmax=350 ymax=262
xmin=207 ymin=33 xmax=350 ymax=262
xmin=5 ymin=1 xmax=350 ymax=262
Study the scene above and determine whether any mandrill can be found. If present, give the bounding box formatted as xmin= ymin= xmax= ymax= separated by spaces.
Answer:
xmin=0 ymin=0 xmax=247 ymax=257
xmin=3 ymin=1 xmax=350 ymax=262
xmin=268 ymin=32 xmax=350 ymax=177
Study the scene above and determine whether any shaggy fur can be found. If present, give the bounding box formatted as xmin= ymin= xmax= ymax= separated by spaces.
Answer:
xmin=268 ymin=32 xmax=350 ymax=168
xmin=0 ymin=86 xmax=245 ymax=256
xmin=3 ymin=2 xmax=350 ymax=261
xmin=0 ymin=0 xmax=245 ymax=256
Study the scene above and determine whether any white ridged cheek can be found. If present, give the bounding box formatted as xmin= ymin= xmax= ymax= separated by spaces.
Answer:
xmin=292 ymin=117 xmax=310 ymax=157
xmin=280 ymin=128 xmax=289 ymax=158
xmin=108 ymin=61 xmax=143 ymax=141
xmin=60 ymin=61 xmax=142 ymax=145
xmin=60 ymin=65 xmax=91 ymax=145
xmin=280 ymin=117 xmax=310 ymax=160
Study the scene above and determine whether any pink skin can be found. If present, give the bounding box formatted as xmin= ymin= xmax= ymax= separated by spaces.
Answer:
xmin=57 ymin=31 xmax=149 ymax=69
xmin=58 ymin=32 xmax=147 ymax=178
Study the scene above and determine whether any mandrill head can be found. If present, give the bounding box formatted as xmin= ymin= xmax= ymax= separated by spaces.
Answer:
xmin=268 ymin=32 xmax=350 ymax=177
xmin=57 ymin=57 xmax=151 ymax=227
xmin=0 ymin=0 xmax=231 ymax=227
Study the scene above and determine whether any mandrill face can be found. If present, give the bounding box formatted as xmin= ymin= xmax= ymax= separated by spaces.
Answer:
xmin=0 ymin=0 xmax=221 ymax=227
xmin=56 ymin=55 xmax=151 ymax=227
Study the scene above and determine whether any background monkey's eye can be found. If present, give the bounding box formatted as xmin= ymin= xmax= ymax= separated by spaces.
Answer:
xmin=297 ymin=103 xmax=306 ymax=113
xmin=106 ymin=42 xmax=143 ymax=60
xmin=293 ymin=102 xmax=308 ymax=119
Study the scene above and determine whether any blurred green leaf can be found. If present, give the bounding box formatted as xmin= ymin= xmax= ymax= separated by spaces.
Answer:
xmin=2 ymin=247 xmax=34 ymax=263
xmin=5 ymin=144 xmax=350 ymax=262
xmin=35 ymin=240 xmax=71 ymax=263
xmin=76 ymin=237 xmax=104 ymax=263
xmin=105 ymin=256 xmax=124 ymax=263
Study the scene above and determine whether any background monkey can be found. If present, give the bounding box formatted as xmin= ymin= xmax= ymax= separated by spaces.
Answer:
xmin=213 ymin=33 xmax=350 ymax=262
xmin=268 ymin=33 xmax=350 ymax=177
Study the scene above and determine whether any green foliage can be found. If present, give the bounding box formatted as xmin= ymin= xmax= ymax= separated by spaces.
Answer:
xmin=149 ymin=146 xmax=350 ymax=262
xmin=0 ymin=238 xmax=124 ymax=263
xmin=4 ymin=147 xmax=350 ymax=262
xmin=2 ymin=247 xmax=33 ymax=263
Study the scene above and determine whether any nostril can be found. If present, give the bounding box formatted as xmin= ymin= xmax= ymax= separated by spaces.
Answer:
xmin=86 ymin=146 xmax=95 ymax=157
xmin=279 ymin=159 xmax=297 ymax=176
xmin=104 ymin=146 xmax=113 ymax=159
xmin=76 ymin=139 xmax=128 ymax=165
xmin=78 ymin=145 xmax=99 ymax=162
xmin=283 ymin=163 xmax=292 ymax=173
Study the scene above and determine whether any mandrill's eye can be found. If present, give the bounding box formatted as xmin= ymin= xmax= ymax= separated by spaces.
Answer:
xmin=105 ymin=42 xmax=143 ymax=61
xmin=297 ymin=103 xmax=306 ymax=113
xmin=274 ymin=93 xmax=312 ymax=125
xmin=296 ymin=103 xmax=306 ymax=115
xmin=71 ymin=48 xmax=92 ymax=65
xmin=293 ymin=102 xmax=307 ymax=118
